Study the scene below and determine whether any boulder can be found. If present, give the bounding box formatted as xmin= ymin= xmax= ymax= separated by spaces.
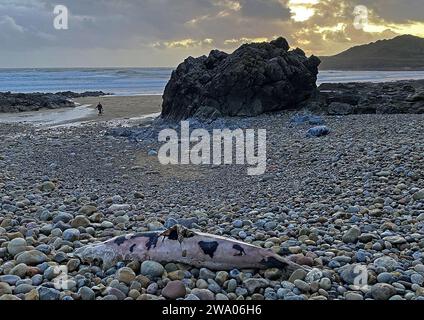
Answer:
xmin=161 ymin=37 xmax=320 ymax=121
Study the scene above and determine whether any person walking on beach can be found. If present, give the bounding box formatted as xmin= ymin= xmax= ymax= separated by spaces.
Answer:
xmin=97 ymin=102 xmax=104 ymax=116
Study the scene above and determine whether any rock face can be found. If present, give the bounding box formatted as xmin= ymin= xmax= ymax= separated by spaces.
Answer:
xmin=307 ymin=80 xmax=424 ymax=115
xmin=162 ymin=37 xmax=321 ymax=121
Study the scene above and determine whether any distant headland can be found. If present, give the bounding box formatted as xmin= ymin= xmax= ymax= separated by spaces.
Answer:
xmin=320 ymin=35 xmax=424 ymax=71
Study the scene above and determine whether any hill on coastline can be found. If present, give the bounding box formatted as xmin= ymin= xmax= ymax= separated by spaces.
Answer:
xmin=320 ymin=35 xmax=424 ymax=70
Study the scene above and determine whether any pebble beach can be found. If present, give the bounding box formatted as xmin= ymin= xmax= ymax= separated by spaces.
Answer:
xmin=1 ymin=109 xmax=424 ymax=301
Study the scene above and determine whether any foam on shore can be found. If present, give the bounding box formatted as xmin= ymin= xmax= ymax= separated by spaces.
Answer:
xmin=0 ymin=105 xmax=95 ymax=126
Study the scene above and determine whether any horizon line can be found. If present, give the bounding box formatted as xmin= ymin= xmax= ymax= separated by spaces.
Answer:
xmin=0 ymin=66 xmax=176 ymax=69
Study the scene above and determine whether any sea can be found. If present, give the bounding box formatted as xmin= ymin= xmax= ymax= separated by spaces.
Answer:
xmin=1 ymin=68 xmax=424 ymax=96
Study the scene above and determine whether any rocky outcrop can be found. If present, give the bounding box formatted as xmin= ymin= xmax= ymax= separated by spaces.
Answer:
xmin=0 ymin=91 xmax=108 ymax=113
xmin=306 ymin=80 xmax=424 ymax=115
xmin=161 ymin=37 xmax=321 ymax=121
xmin=55 ymin=91 xmax=109 ymax=99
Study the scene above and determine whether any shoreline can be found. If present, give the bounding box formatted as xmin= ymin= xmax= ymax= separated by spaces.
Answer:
xmin=0 ymin=95 xmax=163 ymax=127
xmin=1 ymin=77 xmax=423 ymax=126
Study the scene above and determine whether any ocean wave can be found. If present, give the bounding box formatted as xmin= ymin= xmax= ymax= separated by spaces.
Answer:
xmin=1 ymin=68 xmax=424 ymax=96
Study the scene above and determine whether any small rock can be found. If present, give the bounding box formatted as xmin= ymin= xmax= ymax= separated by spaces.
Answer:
xmin=289 ymin=269 xmax=307 ymax=283
xmin=40 ymin=181 xmax=56 ymax=192
xmin=134 ymin=192 xmax=145 ymax=199
xmin=377 ymin=272 xmax=394 ymax=284
xmin=101 ymin=221 xmax=114 ymax=229
xmin=305 ymin=268 xmax=323 ymax=283
xmin=191 ymin=288 xmax=215 ymax=300
xmin=185 ymin=294 xmax=200 ymax=301
xmin=0 ymin=275 xmax=21 ymax=285
xmin=71 ymin=215 xmax=91 ymax=228
xmin=78 ymin=205 xmax=97 ymax=215
xmin=233 ymin=220 xmax=243 ymax=228
xmin=374 ymin=256 xmax=398 ymax=272
xmin=108 ymin=287 xmax=126 ymax=300
xmin=67 ymin=259 xmax=81 ymax=272
xmin=0 ymin=283 xmax=12 ymax=295
xmin=411 ymin=273 xmax=424 ymax=286
xmin=38 ymin=287 xmax=61 ymax=301
xmin=129 ymin=289 xmax=141 ymax=299
xmin=413 ymin=189 xmax=424 ymax=201
xmin=168 ymin=270 xmax=185 ymax=281
xmin=383 ymin=236 xmax=406 ymax=245
xmin=319 ymin=278 xmax=332 ymax=290
xmin=140 ymin=261 xmax=164 ymax=278
xmin=345 ymin=292 xmax=364 ymax=300
xmin=10 ymin=263 xmax=28 ymax=278
xmin=243 ymin=278 xmax=269 ymax=294
xmin=294 ymin=279 xmax=310 ymax=292
xmin=339 ymin=264 xmax=365 ymax=285
xmin=215 ymin=271 xmax=229 ymax=285
xmin=7 ymin=238 xmax=27 ymax=256
xmin=108 ymin=204 xmax=131 ymax=213
xmin=264 ymin=268 xmax=282 ymax=280
xmin=199 ymin=268 xmax=216 ymax=280
xmin=52 ymin=212 xmax=73 ymax=224
xmin=216 ymin=293 xmax=229 ymax=300
xmin=14 ymin=284 xmax=34 ymax=295
xmin=63 ymin=228 xmax=80 ymax=242
xmin=162 ymin=280 xmax=186 ymax=299
xmin=16 ymin=250 xmax=48 ymax=266
xmin=25 ymin=289 xmax=39 ymax=301
xmin=79 ymin=287 xmax=96 ymax=300
xmin=307 ymin=126 xmax=330 ymax=137
xmin=371 ymin=283 xmax=396 ymax=300
xmin=342 ymin=227 xmax=361 ymax=244
xmin=227 ymin=279 xmax=237 ymax=292
xmin=116 ymin=267 xmax=136 ymax=284
xmin=0 ymin=294 xmax=21 ymax=301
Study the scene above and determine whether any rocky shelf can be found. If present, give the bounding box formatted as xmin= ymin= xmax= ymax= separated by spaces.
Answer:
xmin=307 ymin=80 xmax=424 ymax=115
xmin=0 ymin=91 xmax=109 ymax=113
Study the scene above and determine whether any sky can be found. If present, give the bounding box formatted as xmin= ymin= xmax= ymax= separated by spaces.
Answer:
xmin=0 ymin=0 xmax=423 ymax=68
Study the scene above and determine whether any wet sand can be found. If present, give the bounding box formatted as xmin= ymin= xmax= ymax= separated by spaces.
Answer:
xmin=74 ymin=95 xmax=163 ymax=122
xmin=0 ymin=105 xmax=96 ymax=126
xmin=0 ymin=95 xmax=163 ymax=126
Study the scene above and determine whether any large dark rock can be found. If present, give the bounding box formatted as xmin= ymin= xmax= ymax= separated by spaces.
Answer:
xmin=0 ymin=91 xmax=108 ymax=113
xmin=306 ymin=80 xmax=424 ymax=115
xmin=0 ymin=92 xmax=75 ymax=113
xmin=55 ymin=91 xmax=109 ymax=98
xmin=161 ymin=37 xmax=321 ymax=121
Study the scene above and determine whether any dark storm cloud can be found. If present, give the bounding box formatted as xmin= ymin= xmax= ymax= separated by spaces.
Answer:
xmin=239 ymin=0 xmax=291 ymax=20
xmin=0 ymin=0 xmax=422 ymax=67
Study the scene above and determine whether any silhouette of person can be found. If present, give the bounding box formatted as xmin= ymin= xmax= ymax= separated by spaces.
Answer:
xmin=97 ymin=102 xmax=104 ymax=116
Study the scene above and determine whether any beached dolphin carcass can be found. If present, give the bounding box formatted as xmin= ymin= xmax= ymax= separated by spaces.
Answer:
xmin=75 ymin=225 xmax=302 ymax=275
